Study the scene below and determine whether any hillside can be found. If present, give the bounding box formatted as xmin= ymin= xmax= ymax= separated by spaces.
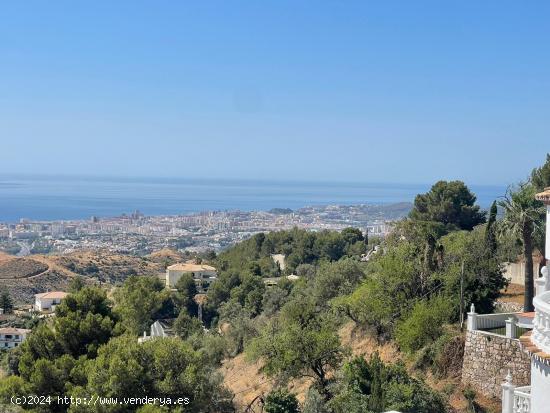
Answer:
xmin=52 ymin=251 xmax=164 ymax=283
xmin=0 ymin=254 xmax=75 ymax=305
xmin=0 ymin=258 xmax=48 ymax=279
xmin=0 ymin=249 xmax=187 ymax=305
xmin=221 ymin=321 xmax=500 ymax=413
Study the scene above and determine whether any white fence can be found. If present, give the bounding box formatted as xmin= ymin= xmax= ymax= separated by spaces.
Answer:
xmin=467 ymin=304 xmax=524 ymax=339
xmin=502 ymin=372 xmax=531 ymax=413
xmin=513 ymin=386 xmax=531 ymax=413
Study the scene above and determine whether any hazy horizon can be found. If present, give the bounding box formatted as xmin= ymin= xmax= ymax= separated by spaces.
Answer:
xmin=0 ymin=171 xmax=515 ymax=188
xmin=0 ymin=174 xmax=506 ymax=222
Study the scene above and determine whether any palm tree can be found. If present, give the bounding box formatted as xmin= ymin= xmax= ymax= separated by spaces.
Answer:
xmin=499 ymin=183 xmax=545 ymax=312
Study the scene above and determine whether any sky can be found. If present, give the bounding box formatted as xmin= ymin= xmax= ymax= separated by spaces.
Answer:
xmin=1 ymin=1 xmax=549 ymax=186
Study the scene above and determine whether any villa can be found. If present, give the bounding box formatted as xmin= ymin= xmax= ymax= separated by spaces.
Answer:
xmin=34 ymin=291 xmax=68 ymax=312
xmin=165 ymin=263 xmax=217 ymax=291
xmin=501 ymin=187 xmax=550 ymax=413
xmin=0 ymin=327 xmax=31 ymax=349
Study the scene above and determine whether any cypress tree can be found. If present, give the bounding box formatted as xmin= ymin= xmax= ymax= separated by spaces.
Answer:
xmin=0 ymin=289 xmax=14 ymax=314
xmin=485 ymin=201 xmax=498 ymax=253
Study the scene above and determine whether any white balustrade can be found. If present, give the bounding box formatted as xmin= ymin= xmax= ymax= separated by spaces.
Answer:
xmin=531 ymin=291 xmax=550 ymax=354
xmin=513 ymin=386 xmax=531 ymax=413
xmin=467 ymin=306 xmax=520 ymax=338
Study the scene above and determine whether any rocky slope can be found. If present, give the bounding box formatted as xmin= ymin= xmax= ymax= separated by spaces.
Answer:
xmin=0 ymin=248 xmax=186 ymax=306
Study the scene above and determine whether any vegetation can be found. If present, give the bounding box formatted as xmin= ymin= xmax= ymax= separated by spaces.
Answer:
xmin=113 ymin=276 xmax=173 ymax=335
xmin=409 ymin=180 xmax=486 ymax=230
xmin=498 ymin=183 xmax=545 ymax=311
xmin=247 ymin=298 xmax=346 ymax=400
xmin=215 ymin=227 xmax=366 ymax=278
xmin=77 ymin=336 xmax=232 ymax=413
xmin=5 ymin=156 xmax=550 ymax=412
xmin=0 ymin=289 xmax=13 ymax=314
xmin=395 ymin=296 xmax=454 ymax=354
xmin=531 ymin=153 xmax=550 ymax=191
xmin=328 ymin=353 xmax=447 ymax=413
xmin=264 ymin=390 xmax=301 ymax=413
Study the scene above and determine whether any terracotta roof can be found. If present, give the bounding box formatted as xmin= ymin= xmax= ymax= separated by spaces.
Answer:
xmin=519 ymin=312 xmax=536 ymax=318
xmin=535 ymin=187 xmax=550 ymax=204
xmin=35 ymin=291 xmax=68 ymax=300
xmin=167 ymin=263 xmax=216 ymax=272
xmin=0 ymin=327 xmax=31 ymax=335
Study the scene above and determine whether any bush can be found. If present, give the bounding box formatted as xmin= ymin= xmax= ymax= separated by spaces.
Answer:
xmin=302 ymin=388 xmax=330 ymax=413
xmin=329 ymin=354 xmax=448 ymax=413
xmin=417 ymin=333 xmax=464 ymax=378
xmin=395 ymin=296 xmax=454 ymax=354
xmin=333 ymin=277 xmax=395 ymax=339
xmin=264 ymin=389 xmax=300 ymax=413
xmin=173 ymin=311 xmax=203 ymax=340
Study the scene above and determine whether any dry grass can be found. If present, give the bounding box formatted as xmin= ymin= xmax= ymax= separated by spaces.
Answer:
xmin=146 ymin=248 xmax=186 ymax=263
xmin=0 ymin=251 xmax=12 ymax=262
xmin=220 ymin=353 xmax=312 ymax=410
xmin=0 ymin=258 xmax=48 ymax=279
xmin=219 ymin=321 xmax=501 ymax=413
xmin=338 ymin=322 xmax=401 ymax=363
xmin=500 ymin=283 xmax=525 ymax=305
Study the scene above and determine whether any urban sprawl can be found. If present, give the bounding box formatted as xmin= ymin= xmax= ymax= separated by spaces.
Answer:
xmin=0 ymin=203 xmax=410 ymax=256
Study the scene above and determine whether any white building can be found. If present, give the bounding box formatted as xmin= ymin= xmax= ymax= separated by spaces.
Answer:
xmin=138 ymin=319 xmax=175 ymax=343
xmin=0 ymin=327 xmax=31 ymax=349
xmin=271 ymin=254 xmax=286 ymax=271
xmin=502 ymin=187 xmax=550 ymax=413
xmin=34 ymin=291 xmax=68 ymax=312
xmin=165 ymin=263 xmax=217 ymax=291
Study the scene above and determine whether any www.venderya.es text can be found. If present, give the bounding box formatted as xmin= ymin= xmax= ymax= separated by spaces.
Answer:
xmin=11 ymin=395 xmax=190 ymax=407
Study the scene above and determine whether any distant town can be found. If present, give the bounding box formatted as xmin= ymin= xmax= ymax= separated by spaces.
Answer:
xmin=0 ymin=202 xmax=411 ymax=256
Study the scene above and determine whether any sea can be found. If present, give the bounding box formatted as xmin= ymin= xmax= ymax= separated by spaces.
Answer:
xmin=0 ymin=175 xmax=507 ymax=223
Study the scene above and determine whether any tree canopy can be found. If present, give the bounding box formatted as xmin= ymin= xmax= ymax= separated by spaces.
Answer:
xmin=498 ymin=183 xmax=545 ymax=311
xmin=409 ymin=180 xmax=485 ymax=230
xmin=531 ymin=153 xmax=550 ymax=191
xmin=247 ymin=298 xmax=345 ymax=400
xmin=113 ymin=276 xmax=174 ymax=335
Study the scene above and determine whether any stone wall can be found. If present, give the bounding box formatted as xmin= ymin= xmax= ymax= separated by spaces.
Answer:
xmin=461 ymin=330 xmax=530 ymax=399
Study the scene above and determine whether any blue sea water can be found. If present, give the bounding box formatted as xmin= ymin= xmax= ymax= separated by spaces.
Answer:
xmin=0 ymin=175 xmax=507 ymax=223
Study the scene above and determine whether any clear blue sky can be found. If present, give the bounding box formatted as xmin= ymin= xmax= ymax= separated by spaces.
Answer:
xmin=1 ymin=1 xmax=549 ymax=185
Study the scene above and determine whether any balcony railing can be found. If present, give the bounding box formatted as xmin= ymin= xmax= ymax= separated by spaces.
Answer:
xmin=467 ymin=305 xmax=529 ymax=339
xmin=531 ymin=291 xmax=550 ymax=355
xmin=513 ymin=386 xmax=531 ymax=413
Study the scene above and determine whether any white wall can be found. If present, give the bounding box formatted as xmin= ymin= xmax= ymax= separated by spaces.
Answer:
xmin=166 ymin=269 xmax=217 ymax=288
xmin=503 ymin=261 xmax=541 ymax=286
xmin=35 ymin=297 xmax=63 ymax=311
xmin=0 ymin=333 xmax=27 ymax=349
xmin=530 ymin=358 xmax=550 ymax=413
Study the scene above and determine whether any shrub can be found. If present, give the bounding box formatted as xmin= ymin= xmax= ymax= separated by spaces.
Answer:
xmin=330 ymin=354 xmax=448 ymax=413
xmin=412 ymin=332 xmax=464 ymax=378
xmin=264 ymin=389 xmax=300 ymax=413
xmin=302 ymin=388 xmax=330 ymax=413
xmin=395 ymin=296 xmax=454 ymax=354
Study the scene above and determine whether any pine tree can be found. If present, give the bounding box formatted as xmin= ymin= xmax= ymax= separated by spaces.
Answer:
xmin=0 ymin=289 xmax=14 ymax=314
xmin=531 ymin=153 xmax=550 ymax=191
